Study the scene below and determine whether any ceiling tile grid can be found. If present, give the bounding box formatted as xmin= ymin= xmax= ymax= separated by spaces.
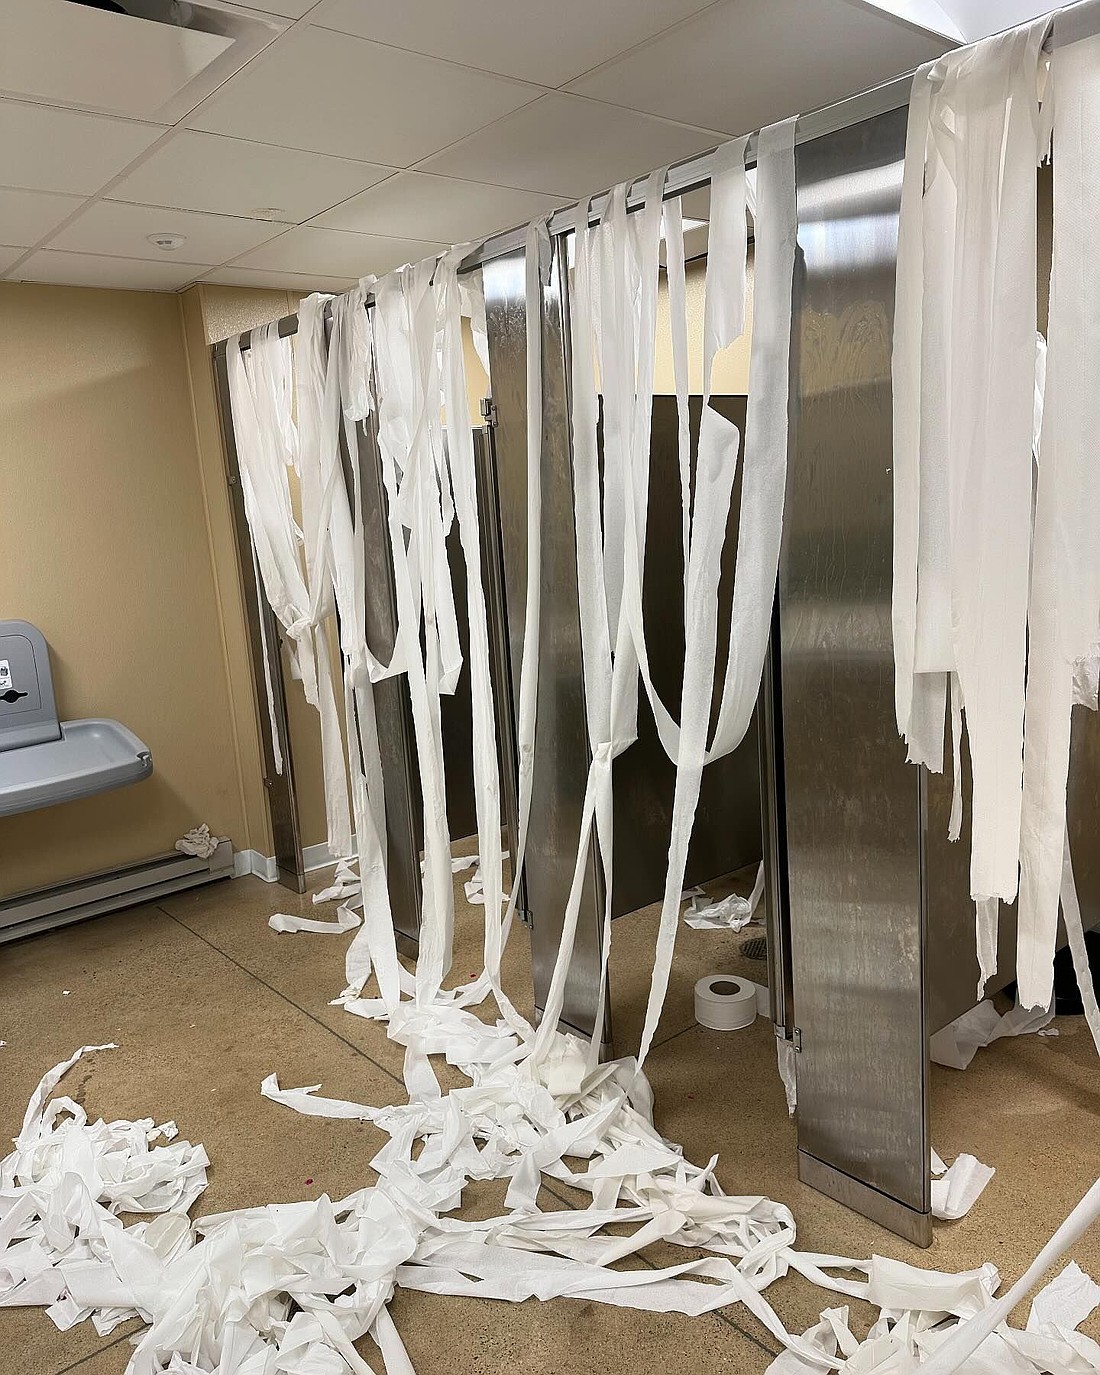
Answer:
xmin=106 ymin=131 xmax=395 ymax=224
xmin=415 ymin=93 xmax=722 ymax=198
xmin=565 ymin=0 xmax=949 ymax=135
xmin=186 ymin=24 xmax=544 ymax=166
xmin=229 ymin=225 xmax=449 ymax=280
xmin=46 ymin=200 xmax=290 ymax=264
xmin=306 ymin=0 xmax=720 ymax=87
xmin=0 ymin=188 xmax=86 ymax=247
xmin=1 ymin=0 xmax=954 ymax=292
xmin=201 ymin=265 xmax=359 ymax=293
xmin=12 ymin=249 xmax=203 ymax=291
xmin=309 ymin=173 xmax=565 ymax=246
xmin=0 ymin=100 xmax=165 ymax=196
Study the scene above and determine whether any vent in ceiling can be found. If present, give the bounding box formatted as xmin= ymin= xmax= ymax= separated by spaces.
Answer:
xmin=0 ymin=0 xmax=286 ymax=123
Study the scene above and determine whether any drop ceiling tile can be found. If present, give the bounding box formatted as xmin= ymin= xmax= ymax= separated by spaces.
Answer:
xmin=232 ymin=225 xmax=445 ymax=278
xmin=0 ymin=245 xmax=26 ymax=273
xmin=0 ymin=99 xmax=163 ymax=196
xmin=190 ymin=24 xmax=538 ymax=166
xmin=567 ymin=0 xmax=950 ymax=135
xmin=108 ymin=130 xmax=393 ymax=224
xmin=10 ymin=250 xmax=201 ymax=291
xmin=310 ymin=0 xmax=714 ymax=86
xmin=0 ymin=188 xmax=84 ymax=248
xmin=47 ymin=201 xmax=287 ymax=265
xmin=310 ymin=172 xmax=563 ymax=246
xmin=2 ymin=0 xmax=233 ymax=121
xmin=202 ymin=266 xmax=358 ymax=293
xmin=219 ymin=0 xmax=317 ymax=16
xmin=418 ymin=93 xmax=717 ymax=198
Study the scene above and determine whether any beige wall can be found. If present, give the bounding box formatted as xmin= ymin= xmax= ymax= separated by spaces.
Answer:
xmin=0 ymin=282 xmax=250 ymax=893
xmin=0 ymin=278 xmax=344 ymax=893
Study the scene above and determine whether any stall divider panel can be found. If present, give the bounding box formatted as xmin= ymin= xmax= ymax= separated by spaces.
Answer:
xmin=213 ymin=337 xmax=305 ymax=894
xmin=781 ymin=107 xmax=933 ymax=1246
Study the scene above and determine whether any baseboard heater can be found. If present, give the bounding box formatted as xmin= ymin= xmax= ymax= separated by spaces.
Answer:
xmin=0 ymin=839 xmax=234 ymax=944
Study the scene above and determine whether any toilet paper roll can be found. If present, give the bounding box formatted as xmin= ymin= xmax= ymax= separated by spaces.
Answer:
xmin=694 ymin=975 xmax=758 ymax=1031
xmin=755 ymin=981 xmax=770 ymax=1020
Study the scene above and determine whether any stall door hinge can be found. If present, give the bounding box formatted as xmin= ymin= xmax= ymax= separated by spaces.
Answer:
xmin=777 ymin=1026 xmax=803 ymax=1053
xmin=480 ymin=397 xmax=498 ymax=427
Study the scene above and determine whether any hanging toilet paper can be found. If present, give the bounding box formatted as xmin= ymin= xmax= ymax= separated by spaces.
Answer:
xmin=694 ymin=975 xmax=758 ymax=1031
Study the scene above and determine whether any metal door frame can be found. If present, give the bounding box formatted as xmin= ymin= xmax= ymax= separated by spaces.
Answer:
xmin=213 ymin=337 xmax=305 ymax=893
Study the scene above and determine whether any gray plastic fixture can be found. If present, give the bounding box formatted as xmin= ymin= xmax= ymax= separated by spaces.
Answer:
xmin=0 ymin=620 xmax=152 ymax=816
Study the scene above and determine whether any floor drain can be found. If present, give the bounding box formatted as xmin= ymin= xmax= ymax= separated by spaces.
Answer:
xmin=740 ymin=935 xmax=768 ymax=961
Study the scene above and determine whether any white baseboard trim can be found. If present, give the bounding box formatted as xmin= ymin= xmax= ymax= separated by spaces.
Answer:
xmin=303 ymin=840 xmax=344 ymax=873
xmin=232 ymin=849 xmax=278 ymax=881
xmin=233 ymin=840 xmax=350 ymax=883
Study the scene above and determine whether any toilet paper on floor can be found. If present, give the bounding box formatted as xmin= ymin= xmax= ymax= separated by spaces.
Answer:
xmin=268 ymin=907 xmax=361 ymax=935
xmin=931 ymin=1149 xmax=995 ymax=1220
xmin=682 ymin=862 xmax=765 ymax=931
xmin=930 ymin=998 xmax=1054 ymax=1070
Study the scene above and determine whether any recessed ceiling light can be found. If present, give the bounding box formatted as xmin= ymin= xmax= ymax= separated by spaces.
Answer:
xmin=147 ymin=232 xmax=187 ymax=251
xmin=252 ymin=207 xmax=285 ymax=221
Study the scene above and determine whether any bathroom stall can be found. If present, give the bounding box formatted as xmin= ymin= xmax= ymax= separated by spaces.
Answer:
xmin=475 ymin=243 xmax=762 ymax=1052
xmin=451 ymin=75 xmax=1100 ymax=1246
xmin=211 ymin=53 xmax=1100 ymax=1252
xmin=212 ymin=326 xmax=523 ymax=946
xmin=765 ymin=91 xmax=1100 ymax=1245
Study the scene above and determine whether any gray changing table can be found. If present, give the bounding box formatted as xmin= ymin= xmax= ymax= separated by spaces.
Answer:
xmin=0 ymin=621 xmax=153 ymax=816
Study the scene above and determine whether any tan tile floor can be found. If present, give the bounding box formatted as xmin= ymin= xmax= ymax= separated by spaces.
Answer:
xmin=1 ymin=860 xmax=1096 ymax=1373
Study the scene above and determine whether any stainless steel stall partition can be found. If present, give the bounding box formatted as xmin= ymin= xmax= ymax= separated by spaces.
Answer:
xmin=769 ymin=102 xmax=1100 ymax=1246
xmin=213 ymin=329 xmax=515 ymax=947
xmin=481 ymin=246 xmax=763 ymax=1053
xmin=773 ymin=106 xmax=933 ymax=1245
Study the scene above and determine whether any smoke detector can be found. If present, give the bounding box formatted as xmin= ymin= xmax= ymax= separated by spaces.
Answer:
xmin=147 ymin=232 xmax=187 ymax=251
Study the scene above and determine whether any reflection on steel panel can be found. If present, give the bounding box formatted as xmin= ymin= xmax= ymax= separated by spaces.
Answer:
xmin=760 ymin=597 xmax=794 ymax=1040
xmin=783 ymin=108 xmax=932 ymax=1244
xmin=482 ymin=246 xmax=607 ymax=1044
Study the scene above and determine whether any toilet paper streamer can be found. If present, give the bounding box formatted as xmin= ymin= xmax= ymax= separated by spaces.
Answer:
xmin=892 ymin=20 xmax=1051 ymax=987
xmin=10 ymin=25 xmax=1098 ymax=1372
